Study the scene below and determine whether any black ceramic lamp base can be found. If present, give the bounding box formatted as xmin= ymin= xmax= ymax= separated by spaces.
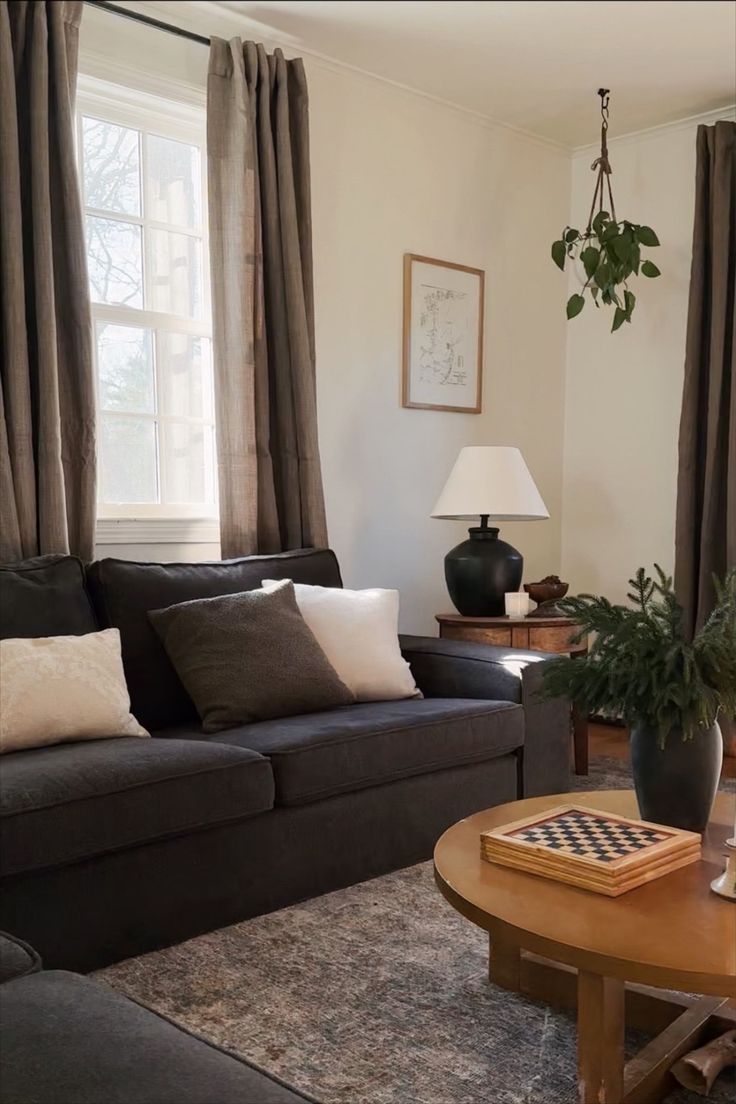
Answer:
xmin=444 ymin=518 xmax=523 ymax=616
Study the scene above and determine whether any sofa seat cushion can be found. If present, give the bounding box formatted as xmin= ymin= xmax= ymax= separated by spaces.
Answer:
xmin=0 ymin=970 xmax=314 ymax=1103
xmin=161 ymin=698 xmax=523 ymax=807
xmin=0 ymin=738 xmax=274 ymax=877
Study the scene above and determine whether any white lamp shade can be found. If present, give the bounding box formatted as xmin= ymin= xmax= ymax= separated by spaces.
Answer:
xmin=431 ymin=446 xmax=549 ymax=521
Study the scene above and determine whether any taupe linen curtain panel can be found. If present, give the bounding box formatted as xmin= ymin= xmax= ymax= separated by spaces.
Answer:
xmin=207 ymin=39 xmax=328 ymax=558
xmin=0 ymin=1 xmax=96 ymax=562
xmin=675 ymin=120 xmax=736 ymax=638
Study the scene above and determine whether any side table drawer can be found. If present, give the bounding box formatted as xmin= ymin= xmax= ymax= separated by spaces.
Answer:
xmin=440 ymin=625 xmax=512 ymax=647
xmin=439 ymin=621 xmax=587 ymax=656
xmin=528 ymin=623 xmax=585 ymax=654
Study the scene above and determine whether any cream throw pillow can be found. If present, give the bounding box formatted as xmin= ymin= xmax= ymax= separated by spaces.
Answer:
xmin=261 ymin=581 xmax=419 ymax=702
xmin=0 ymin=629 xmax=148 ymax=754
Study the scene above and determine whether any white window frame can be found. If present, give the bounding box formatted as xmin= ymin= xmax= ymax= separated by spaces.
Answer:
xmin=76 ymin=75 xmax=218 ymax=544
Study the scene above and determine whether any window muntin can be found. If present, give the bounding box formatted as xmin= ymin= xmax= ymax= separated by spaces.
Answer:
xmin=77 ymin=91 xmax=215 ymax=519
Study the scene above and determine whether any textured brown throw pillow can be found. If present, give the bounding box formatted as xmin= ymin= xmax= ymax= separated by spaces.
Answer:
xmin=148 ymin=581 xmax=355 ymax=732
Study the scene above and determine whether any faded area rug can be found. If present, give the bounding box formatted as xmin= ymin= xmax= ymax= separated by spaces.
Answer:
xmin=97 ymin=758 xmax=735 ymax=1104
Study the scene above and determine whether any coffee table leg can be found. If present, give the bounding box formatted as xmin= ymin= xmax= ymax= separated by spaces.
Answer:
xmin=577 ymin=970 xmax=625 ymax=1104
xmin=571 ymin=644 xmax=589 ymax=775
xmin=488 ymin=932 xmax=521 ymax=989
xmin=573 ymin=706 xmax=589 ymax=775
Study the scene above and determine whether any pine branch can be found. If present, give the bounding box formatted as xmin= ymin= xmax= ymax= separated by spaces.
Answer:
xmin=540 ymin=565 xmax=736 ymax=737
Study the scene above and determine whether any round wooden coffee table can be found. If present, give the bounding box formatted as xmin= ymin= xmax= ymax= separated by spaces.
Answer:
xmin=434 ymin=789 xmax=736 ymax=1104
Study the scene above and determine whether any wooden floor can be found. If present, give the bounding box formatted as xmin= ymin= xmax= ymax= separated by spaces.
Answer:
xmin=590 ymin=722 xmax=736 ymax=779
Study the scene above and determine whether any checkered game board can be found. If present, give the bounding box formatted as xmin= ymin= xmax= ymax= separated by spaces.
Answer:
xmin=507 ymin=808 xmax=670 ymax=863
xmin=481 ymin=803 xmax=700 ymax=894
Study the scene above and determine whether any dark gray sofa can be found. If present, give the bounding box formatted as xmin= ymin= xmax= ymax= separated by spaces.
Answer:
xmin=0 ymin=931 xmax=315 ymax=1104
xmin=0 ymin=549 xmax=570 ymax=972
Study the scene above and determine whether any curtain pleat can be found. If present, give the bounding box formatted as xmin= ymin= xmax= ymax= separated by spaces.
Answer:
xmin=674 ymin=120 xmax=736 ymax=637
xmin=0 ymin=1 xmax=96 ymax=562
xmin=207 ymin=38 xmax=328 ymax=559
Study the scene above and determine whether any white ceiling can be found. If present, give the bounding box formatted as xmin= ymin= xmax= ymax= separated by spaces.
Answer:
xmin=214 ymin=0 xmax=736 ymax=147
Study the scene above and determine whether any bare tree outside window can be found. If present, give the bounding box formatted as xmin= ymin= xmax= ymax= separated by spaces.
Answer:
xmin=77 ymin=98 xmax=215 ymax=517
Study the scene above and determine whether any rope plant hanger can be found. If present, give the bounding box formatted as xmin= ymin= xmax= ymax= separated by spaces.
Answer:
xmin=552 ymin=89 xmax=661 ymax=332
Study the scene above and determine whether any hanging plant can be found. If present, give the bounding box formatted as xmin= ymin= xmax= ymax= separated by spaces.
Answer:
xmin=551 ymin=90 xmax=661 ymax=332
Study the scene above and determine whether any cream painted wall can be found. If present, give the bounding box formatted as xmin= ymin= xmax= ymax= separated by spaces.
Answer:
xmin=560 ymin=110 xmax=735 ymax=604
xmin=309 ymin=70 xmax=568 ymax=632
xmin=82 ymin=6 xmax=569 ymax=632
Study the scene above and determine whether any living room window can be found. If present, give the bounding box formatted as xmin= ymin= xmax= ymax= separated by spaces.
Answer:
xmin=76 ymin=81 xmax=217 ymax=531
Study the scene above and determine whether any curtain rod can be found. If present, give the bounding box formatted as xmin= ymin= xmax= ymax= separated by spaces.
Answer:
xmin=85 ymin=1 xmax=211 ymax=47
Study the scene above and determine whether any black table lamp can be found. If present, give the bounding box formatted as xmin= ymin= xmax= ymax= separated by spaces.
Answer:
xmin=431 ymin=446 xmax=549 ymax=616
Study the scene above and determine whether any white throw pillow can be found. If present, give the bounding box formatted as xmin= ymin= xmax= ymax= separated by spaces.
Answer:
xmin=0 ymin=628 xmax=149 ymax=754
xmin=261 ymin=581 xmax=419 ymax=702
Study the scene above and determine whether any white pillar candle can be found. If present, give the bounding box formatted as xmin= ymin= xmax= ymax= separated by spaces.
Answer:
xmin=505 ymin=592 xmax=530 ymax=619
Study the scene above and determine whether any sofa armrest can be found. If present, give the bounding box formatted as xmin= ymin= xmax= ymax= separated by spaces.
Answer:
xmin=400 ymin=635 xmax=532 ymax=703
xmin=0 ymin=931 xmax=42 ymax=984
xmin=400 ymin=635 xmax=571 ymax=797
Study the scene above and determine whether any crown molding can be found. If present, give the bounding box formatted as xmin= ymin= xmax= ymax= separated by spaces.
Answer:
xmin=82 ymin=0 xmax=568 ymax=155
xmin=82 ymin=2 xmax=733 ymax=157
xmin=572 ymin=105 xmax=736 ymax=156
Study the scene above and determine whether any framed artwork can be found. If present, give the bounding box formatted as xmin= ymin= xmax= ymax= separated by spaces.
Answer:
xmin=402 ymin=253 xmax=484 ymax=413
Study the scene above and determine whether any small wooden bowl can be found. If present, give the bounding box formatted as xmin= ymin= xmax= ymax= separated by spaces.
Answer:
xmin=524 ymin=580 xmax=569 ymax=606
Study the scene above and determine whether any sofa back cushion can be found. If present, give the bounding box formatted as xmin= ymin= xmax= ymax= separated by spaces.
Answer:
xmin=0 ymin=556 xmax=98 ymax=639
xmin=86 ymin=549 xmax=343 ymax=730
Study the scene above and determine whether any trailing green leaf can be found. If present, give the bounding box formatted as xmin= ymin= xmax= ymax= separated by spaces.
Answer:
xmin=551 ymin=208 xmax=661 ymax=331
xmin=591 ymin=210 xmax=609 ymax=237
xmin=611 ymin=307 xmax=627 ymax=332
xmin=581 ymin=246 xmax=600 ymax=278
xmin=636 ymin=226 xmax=660 ymax=247
xmin=612 ymin=232 xmax=634 ymax=264
xmin=551 ymin=240 xmax=566 ymax=271
xmin=594 ymin=262 xmax=612 ymax=290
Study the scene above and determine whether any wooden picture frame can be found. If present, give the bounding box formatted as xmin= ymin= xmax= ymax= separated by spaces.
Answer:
xmin=402 ymin=253 xmax=484 ymax=413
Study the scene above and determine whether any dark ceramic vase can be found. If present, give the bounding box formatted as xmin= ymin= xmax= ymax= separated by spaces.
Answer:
xmin=630 ymin=722 xmax=723 ymax=832
xmin=444 ymin=524 xmax=522 ymax=616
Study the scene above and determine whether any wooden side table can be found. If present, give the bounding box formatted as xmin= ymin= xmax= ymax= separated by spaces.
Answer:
xmin=436 ymin=613 xmax=589 ymax=775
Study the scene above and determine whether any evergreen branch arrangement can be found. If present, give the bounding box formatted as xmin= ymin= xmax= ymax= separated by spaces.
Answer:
xmin=541 ymin=566 xmax=736 ymax=746
xmin=551 ymin=214 xmax=661 ymax=332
